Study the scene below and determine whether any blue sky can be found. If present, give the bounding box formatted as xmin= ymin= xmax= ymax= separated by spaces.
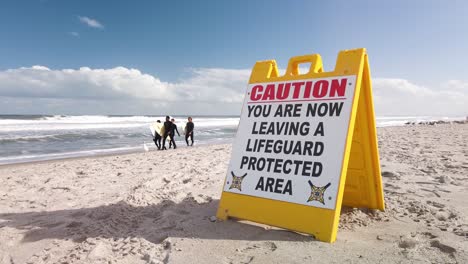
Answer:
xmin=0 ymin=0 xmax=467 ymax=115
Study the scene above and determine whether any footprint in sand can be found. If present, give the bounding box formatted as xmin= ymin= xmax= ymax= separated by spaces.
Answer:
xmin=397 ymin=233 xmax=458 ymax=262
xmin=182 ymin=178 xmax=192 ymax=184
xmin=381 ymin=171 xmax=400 ymax=180
xmin=223 ymin=242 xmax=278 ymax=264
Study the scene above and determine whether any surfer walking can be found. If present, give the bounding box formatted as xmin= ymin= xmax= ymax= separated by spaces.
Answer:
xmin=153 ymin=120 xmax=162 ymax=150
xmin=185 ymin=117 xmax=194 ymax=146
xmin=168 ymin=118 xmax=180 ymax=149
xmin=162 ymin=116 xmax=172 ymax=150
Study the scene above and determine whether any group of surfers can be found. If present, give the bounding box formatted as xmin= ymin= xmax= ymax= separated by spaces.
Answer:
xmin=153 ymin=116 xmax=194 ymax=150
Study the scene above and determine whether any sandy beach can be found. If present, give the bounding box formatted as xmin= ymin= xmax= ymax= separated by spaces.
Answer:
xmin=0 ymin=123 xmax=467 ymax=264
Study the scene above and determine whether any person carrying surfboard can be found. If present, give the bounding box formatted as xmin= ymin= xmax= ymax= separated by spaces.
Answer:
xmin=185 ymin=116 xmax=194 ymax=146
xmin=153 ymin=120 xmax=162 ymax=150
xmin=168 ymin=118 xmax=180 ymax=149
xmin=161 ymin=116 xmax=172 ymax=150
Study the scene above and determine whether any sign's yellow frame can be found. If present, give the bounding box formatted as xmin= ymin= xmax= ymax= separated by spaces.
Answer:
xmin=216 ymin=48 xmax=385 ymax=243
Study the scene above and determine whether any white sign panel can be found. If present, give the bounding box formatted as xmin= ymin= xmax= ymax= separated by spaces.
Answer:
xmin=224 ymin=75 xmax=357 ymax=210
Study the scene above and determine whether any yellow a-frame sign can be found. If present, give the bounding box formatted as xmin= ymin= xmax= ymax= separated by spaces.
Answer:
xmin=216 ymin=48 xmax=385 ymax=243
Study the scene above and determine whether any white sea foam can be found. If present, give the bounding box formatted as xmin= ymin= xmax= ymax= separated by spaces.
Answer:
xmin=376 ymin=116 xmax=466 ymax=127
xmin=0 ymin=115 xmax=240 ymax=132
xmin=0 ymin=115 xmax=465 ymax=165
xmin=1 ymin=115 xmax=464 ymax=131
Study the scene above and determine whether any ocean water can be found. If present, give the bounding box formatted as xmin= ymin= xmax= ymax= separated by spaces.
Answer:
xmin=0 ymin=115 xmax=238 ymax=165
xmin=0 ymin=115 xmax=464 ymax=165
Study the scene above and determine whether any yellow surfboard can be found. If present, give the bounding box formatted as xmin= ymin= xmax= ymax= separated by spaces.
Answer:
xmin=150 ymin=123 xmax=164 ymax=137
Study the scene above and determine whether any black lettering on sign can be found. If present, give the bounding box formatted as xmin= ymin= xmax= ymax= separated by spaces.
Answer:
xmin=240 ymin=156 xmax=248 ymax=169
xmin=248 ymin=105 xmax=271 ymax=118
xmin=255 ymin=176 xmax=293 ymax=195
xmin=248 ymin=156 xmax=257 ymax=170
xmin=247 ymin=139 xmax=323 ymax=157
xmin=246 ymin=139 xmax=253 ymax=152
xmin=274 ymin=178 xmax=284 ymax=193
xmin=251 ymin=122 xmax=258 ymax=134
xmin=257 ymin=158 xmax=266 ymax=170
xmin=291 ymin=141 xmax=302 ymax=155
xmin=255 ymin=176 xmax=264 ymax=190
xmin=312 ymin=162 xmax=322 ymax=177
xmin=329 ymin=102 xmax=344 ymax=116
xmin=283 ymin=159 xmax=292 ymax=174
xmin=306 ymin=102 xmax=344 ymax=117
xmin=250 ymin=122 xmax=310 ymax=136
xmin=302 ymin=161 xmax=313 ymax=176
xmin=293 ymin=160 xmax=302 ymax=174
xmin=284 ymin=104 xmax=293 ymax=117
xmin=247 ymin=105 xmax=255 ymax=117
xmin=274 ymin=105 xmax=282 ymax=117
xmin=314 ymin=141 xmax=324 ymax=156
xmin=314 ymin=122 xmax=324 ymax=137
xmin=265 ymin=177 xmax=275 ymax=192
xmin=303 ymin=141 xmax=313 ymax=155
xmin=274 ymin=104 xmax=302 ymax=117
xmin=283 ymin=179 xmax=292 ymax=195
xmin=273 ymin=159 xmax=283 ymax=173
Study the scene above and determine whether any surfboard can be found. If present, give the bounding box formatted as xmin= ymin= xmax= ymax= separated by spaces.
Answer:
xmin=155 ymin=123 xmax=164 ymax=136
xmin=149 ymin=123 xmax=164 ymax=137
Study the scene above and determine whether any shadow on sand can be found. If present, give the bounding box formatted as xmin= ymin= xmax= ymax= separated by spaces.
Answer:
xmin=0 ymin=197 xmax=315 ymax=245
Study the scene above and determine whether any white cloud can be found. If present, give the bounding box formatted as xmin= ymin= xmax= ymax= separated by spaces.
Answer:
xmin=0 ymin=66 xmax=250 ymax=115
xmin=373 ymin=78 xmax=468 ymax=116
xmin=0 ymin=66 xmax=466 ymax=116
xmin=69 ymin=31 xmax=79 ymax=37
xmin=78 ymin=16 xmax=104 ymax=29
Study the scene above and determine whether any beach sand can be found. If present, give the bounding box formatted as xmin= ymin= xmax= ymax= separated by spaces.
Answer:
xmin=0 ymin=123 xmax=467 ymax=264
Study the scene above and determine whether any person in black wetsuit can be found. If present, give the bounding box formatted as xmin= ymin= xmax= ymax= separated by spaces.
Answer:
xmin=168 ymin=118 xmax=180 ymax=149
xmin=161 ymin=116 xmax=172 ymax=150
xmin=185 ymin=117 xmax=194 ymax=146
xmin=153 ymin=120 xmax=162 ymax=150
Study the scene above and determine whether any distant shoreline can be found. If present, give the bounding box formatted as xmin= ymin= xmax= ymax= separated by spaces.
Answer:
xmin=0 ymin=140 xmax=232 ymax=167
xmin=2 ymin=122 xmax=466 ymax=167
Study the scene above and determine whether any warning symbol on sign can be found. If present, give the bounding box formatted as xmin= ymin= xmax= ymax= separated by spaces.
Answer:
xmin=228 ymin=172 xmax=247 ymax=191
xmin=306 ymin=181 xmax=331 ymax=205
